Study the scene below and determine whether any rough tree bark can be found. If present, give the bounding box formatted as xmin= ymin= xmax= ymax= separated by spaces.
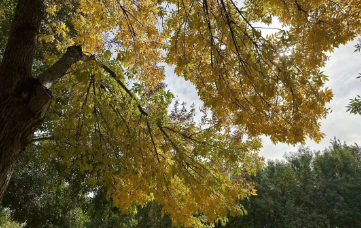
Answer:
xmin=0 ymin=0 xmax=87 ymax=202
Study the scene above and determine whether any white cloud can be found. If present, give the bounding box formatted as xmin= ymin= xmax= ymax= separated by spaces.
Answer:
xmin=164 ymin=66 xmax=203 ymax=109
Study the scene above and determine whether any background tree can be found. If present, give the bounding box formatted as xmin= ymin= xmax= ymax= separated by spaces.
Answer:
xmin=219 ymin=140 xmax=361 ymax=228
xmin=1 ymin=144 xmax=92 ymax=228
xmin=1 ymin=144 xmax=172 ymax=228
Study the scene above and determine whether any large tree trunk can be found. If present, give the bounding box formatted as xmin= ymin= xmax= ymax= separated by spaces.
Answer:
xmin=0 ymin=80 xmax=52 ymax=201
xmin=0 ymin=0 xmax=46 ymax=202
xmin=0 ymin=0 xmax=86 ymax=202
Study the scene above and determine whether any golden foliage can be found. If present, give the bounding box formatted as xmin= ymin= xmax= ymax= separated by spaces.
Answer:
xmin=17 ymin=0 xmax=360 ymax=226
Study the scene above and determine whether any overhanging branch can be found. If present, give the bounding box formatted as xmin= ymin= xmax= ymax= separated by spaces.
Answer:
xmin=38 ymin=46 xmax=94 ymax=89
xmin=101 ymin=64 xmax=148 ymax=116
xmin=29 ymin=135 xmax=55 ymax=144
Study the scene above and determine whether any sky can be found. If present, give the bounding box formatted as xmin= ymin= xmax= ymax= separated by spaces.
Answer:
xmin=164 ymin=39 xmax=361 ymax=161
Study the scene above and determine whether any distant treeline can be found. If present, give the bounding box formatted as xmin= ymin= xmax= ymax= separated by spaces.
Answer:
xmin=219 ymin=140 xmax=361 ymax=228
xmin=1 ymin=139 xmax=361 ymax=228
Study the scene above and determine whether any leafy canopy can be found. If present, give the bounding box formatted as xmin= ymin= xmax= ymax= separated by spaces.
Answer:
xmin=2 ymin=0 xmax=360 ymax=226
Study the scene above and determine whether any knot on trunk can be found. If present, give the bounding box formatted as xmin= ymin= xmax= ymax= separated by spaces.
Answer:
xmin=66 ymin=46 xmax=83 ymax=58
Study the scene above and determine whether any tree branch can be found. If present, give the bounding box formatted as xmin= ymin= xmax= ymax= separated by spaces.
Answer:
xmin=38 ymin=46 xmax=94 ymax=89
xmin=29 ymin=135 xmax=54 ymax=144
xmin=101 ymin=64 xmax=148 ymax=116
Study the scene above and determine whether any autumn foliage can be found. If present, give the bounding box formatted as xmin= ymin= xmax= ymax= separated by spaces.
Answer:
xmin=0 ymin=0 xmax=360 ymax=227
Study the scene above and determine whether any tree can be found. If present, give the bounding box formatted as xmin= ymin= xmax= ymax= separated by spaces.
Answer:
xmin=218 ymin=140 xmax=361 ymax=228
xmin=0 ymin=0 xmax=352 ymax=226
xmin=1 ymin=144 xmax=171 ymax=228
xmin=1 ymin=144 xmax=92 ymax=228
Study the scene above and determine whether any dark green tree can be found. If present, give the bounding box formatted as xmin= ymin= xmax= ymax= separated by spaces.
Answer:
xmin=0 ymin=145 xmax=172 ymax=228
xmin=220 ymin=140 xmax=361 ymax=228
xmin=1 ymin=144 xmax=92 ymax=228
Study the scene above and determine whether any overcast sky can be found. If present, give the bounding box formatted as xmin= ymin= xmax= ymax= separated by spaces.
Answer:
xmin=164 ymin=38 xmax=361 ymax=161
